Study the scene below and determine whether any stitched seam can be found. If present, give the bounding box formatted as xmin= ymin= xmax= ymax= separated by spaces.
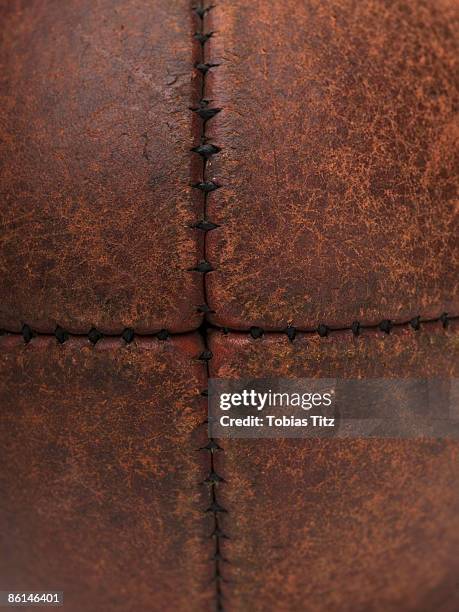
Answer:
xmin=190 ymin=3 xmax=227 ymax=611
xmin=0 ymin=325 xmax=171 ymax=345
xmin=2 ymin=313 xmax=457 ymax=345
xmin=240 ymin=312 xmax=456 ymax=341
xmin=198 ymin=327 xmax=228 ymax=611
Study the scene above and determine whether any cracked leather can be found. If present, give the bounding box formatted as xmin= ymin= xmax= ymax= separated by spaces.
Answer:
xmin=1 ymin=1 xmax=458 ymax=611
xmin=0 ymin=0 xmax=203 ymax=334
xmin=205 ymin=0 xmax=459 ymax=330
xmin=0 ymin=334 xmax=212 ymax=612
xmin=209 ymin=321 xmax=459 ymax=612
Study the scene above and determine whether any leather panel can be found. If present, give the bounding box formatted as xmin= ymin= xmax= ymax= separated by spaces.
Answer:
xmin=0 ymin=334 xmax=212 ymax=611
xmin=208 ymin=322 xmax=459 ymax=611
xmin=204 ymin=0 xmax=459 ymax=329
xmin=0 ymin=0 xmax=203 ymax=333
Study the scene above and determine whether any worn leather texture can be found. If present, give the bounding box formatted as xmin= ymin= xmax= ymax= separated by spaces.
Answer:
xmin=209 ymin=321 xmax=459 ymax=611
xmin=1 ymin=1 xmax=458 ymax=611
xmin=205 ymin=0 xmax=459 ymax=330
xmin=0 ymin=0 xmax=203 ymax=334
xmin=0 ymin=334 xmax=212 ymax=611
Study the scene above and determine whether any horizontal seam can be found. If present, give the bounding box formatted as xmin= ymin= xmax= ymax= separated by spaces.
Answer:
xmin=0 ymin=313 xmax=457 ymax=345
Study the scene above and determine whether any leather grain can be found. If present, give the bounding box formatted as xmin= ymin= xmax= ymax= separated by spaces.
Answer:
xmin=0 ymin=0 xmax=203 ymax=334
xmin=204 ymin=0 xmax=459 ymax=330
xmin=0 ymin=334 xmax=212 ymax=611
xmin=1 ymin=1 xmax=458 ymax=610
xmin=209 ymin=321 xmax=459 ymax=611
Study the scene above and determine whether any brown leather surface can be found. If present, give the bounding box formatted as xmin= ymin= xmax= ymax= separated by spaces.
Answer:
xmin=1 ymin=1 xmax=458 ymax=611
xmin=0 ymin=0 xmax=203 ymax=334
xmin=205 ymin=0 xmax=459 ymax=330
xmin=208 ymin=321 xmax=459 ymax=611
xmin=0 ymin=333 xmax=212 ymax=611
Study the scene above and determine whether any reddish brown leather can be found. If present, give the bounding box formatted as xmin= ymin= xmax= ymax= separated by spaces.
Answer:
xmin=0 ymin=0 xmax=203 ymax=334
xmin=1 ymin=1 xmax=458 ymax=611
xmin=205 ymin=0 xmax=459 ymax=330
xmin=209 ymin=321 xmax=459 ymax=611
xmin=0 ymin=334 xmax=212 ymax=611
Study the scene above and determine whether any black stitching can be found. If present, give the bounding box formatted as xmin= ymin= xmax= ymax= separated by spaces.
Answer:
xmin=193 ymin=220 xmax=219 ymax=232
xmin=194 ymin=7 xmax=206 ymax=19
xmin=192 ymin=98 xmax=210 ymax=109
xmin=211 ymin=572 xmax=229 ymax=584
xmin=204 ymin=471 xmax=225 ymax=484
xmin=192 ymin=144 xmax=221 ymax=159
xmin=196 ymin=332 xmax=228 ymax=611
xmin=317 ymin=324 xmax=329 ymax=338
xmin=211 ymin=527 xmax=229 ymax=539
xmin=195 ymin=62 xmax=220 ymax=74
xmin=1 ymin=314 xmax=457 ymax=344
xmin=88 ymin=328 xmax=103 ymax=345
xmin=55 ymin=326 xmax=69 ymax=344
xmin=194 ymin=106 xmax=221 ymax=120
xmin=285 ymin=325 xmax=296 ymax=342
xmin=379 ymin=319 xmax=393 ymax=334
xmin=121 ymin=328 xmax=135 ymax=343
xmin=194 ymin=4 xmax=214 ymax=19
xmin=190 ymin=0 xmax=220 ymax=332
xmin=250 ymin=326 xmax=264 ymax=339
xmin=193 ymin=181 xmax=220 ymax=193
xmin=190 ymin=260 xmax=214 ymax=273
xmin=200 ymin=439 xmax=222 ymax=452
xmin=22 ymin=324 xmax=33 ymax=343
xmin=201 ymin=313 xmax=456 ymax=338
xmin=194 ymin=31 xmax=213 ymax=44
xmin=351 ymin=321 xmax=360 ymax=336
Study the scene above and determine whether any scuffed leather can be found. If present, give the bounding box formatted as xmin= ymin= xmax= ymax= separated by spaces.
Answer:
xmin=205 ymin=0 xmax=459 ymax=330
xmin=0 ymin=1 xmax=458 ymax=611
xmin=209 ymin=321 xmax=459 ymax=611
xmin=0 ymin=0 xmax=203 ymax=334
xmin=0 ymin=334 xmax=212 ymax=611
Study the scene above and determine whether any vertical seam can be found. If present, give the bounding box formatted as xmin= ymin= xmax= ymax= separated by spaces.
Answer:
xmin=190 ymin=2 xmax=228 ymax=611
